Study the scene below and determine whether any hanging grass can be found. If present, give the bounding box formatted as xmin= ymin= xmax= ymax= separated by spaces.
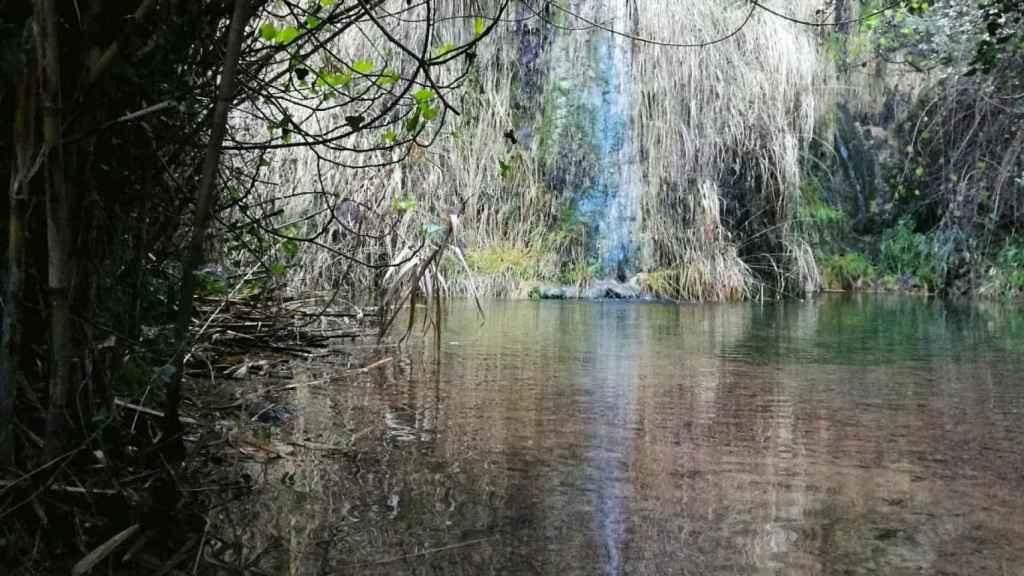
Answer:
xmin=235 ymin=0 xmax=833 ymax=302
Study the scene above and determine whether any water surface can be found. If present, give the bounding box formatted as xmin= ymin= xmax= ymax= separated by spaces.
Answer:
xmin=220 ymin=296 xmax=1024 ymax=575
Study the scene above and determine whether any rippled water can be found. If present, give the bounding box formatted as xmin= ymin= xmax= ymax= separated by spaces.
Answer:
xmin=219 ymin=296 xmax=1024 ymax=575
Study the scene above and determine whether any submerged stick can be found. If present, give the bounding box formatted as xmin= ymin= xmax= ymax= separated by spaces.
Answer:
xmin=341 ymin=537 xmax=495 ymax=568
xmin=115 ymin=398 xmax=199 ymax=425
xmin=71 ymin=523 xmax=141 ymax=576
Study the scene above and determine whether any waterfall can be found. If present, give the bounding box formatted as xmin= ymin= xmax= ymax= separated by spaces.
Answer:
xmin=572 ymin=3 xmax=642 ymax=280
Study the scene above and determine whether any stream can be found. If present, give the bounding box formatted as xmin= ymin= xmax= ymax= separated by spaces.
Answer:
xmin=217 ymin=295 xmax=1024 ymax=575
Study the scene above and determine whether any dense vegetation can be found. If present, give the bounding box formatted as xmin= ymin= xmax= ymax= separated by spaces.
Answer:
xmin=799 ymin=0 xmax=1024 ymax=297
xmin=0 ymin=0 xmax=500 ymax=571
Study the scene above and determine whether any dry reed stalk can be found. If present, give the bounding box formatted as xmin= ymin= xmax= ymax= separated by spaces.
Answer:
xmin=235 ymin=0 xmax=834 ymax=302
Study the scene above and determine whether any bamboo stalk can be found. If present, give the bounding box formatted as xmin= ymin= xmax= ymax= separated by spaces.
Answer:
xmin=165 ymin=0 xmax=251 ymax=460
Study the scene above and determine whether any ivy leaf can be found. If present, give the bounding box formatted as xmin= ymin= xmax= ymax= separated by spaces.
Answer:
xmin=474 ymin=18 xmax=487 ymax=37
xmin=413 ymin=88 xmax=434 ymax=103
xmin=352 ymin=60 xmax=376 ymax=74
xmin=259 ymin=22 xmax=278 ymax=41
xmin=383 ymin=130 xmax=398 ymax=144
xmin=405 ymin=111 xmax=421 ymax=133
xmin=319 ymin=70 xmax=352 ymax=88
xmin=420 ymin=104 xmax=439 ymax=121
xmin=275 ymin=26 xmax=301 ymax=45
xmin=377 ymin=69 xmax=400 ymax=87
xmin=305 ymin=15 xmax=321 ymax=29
xmin=434 ymin=42 xmax=456 ymax=58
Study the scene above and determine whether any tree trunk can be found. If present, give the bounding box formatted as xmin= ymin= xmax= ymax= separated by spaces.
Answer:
xmin=164 ymin=0 xmax=250 ymax=459
xmin=34 ymin=0 xmax=74 ymax=459
xmin=1 ymin=70 xmax=36 ymax=467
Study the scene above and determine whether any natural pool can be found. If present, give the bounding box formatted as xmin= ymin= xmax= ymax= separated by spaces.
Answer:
xmin=217 ymin=295 xmax=1024 ymax=575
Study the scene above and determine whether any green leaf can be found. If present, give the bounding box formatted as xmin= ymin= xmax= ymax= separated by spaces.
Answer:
xmin=259 ymin=22 xmax=278 ymax=41
xmin=474 ymin=18 xmax=487 ymax=37
xmin=270 ymin=262 xmax=286 ymax=276
xmin=305 ymin=15 xmax=321 ymax=29
xmin=345 ymin=115 xmax=365 ymax=129
xmin=498 ymin=160 xmax=511 ymax=178
xmin=405 ymin=110 xmax=421 ymax=133
xmin=420 ymin=104 xmax=439 ymax=121
xmin=319 ymin=0 xmax=336 ymax=6
xmin=377 ymin=69 xmax=400 ymax=87
xmin=434 ymin=42 xmax=456 ymax=58
xmin=275 ymin=26 xmax=301 ymax=45
xmin=352 ymin=60 xmax=376 ymax=74
xmin=383 ymin=130 xmax=398 ymax=144
xmin=413 ymin=88 xmax=434 ymax=103
xmin=392 ymin=196 xmax=417 ymax=212
xmin=283 ymin=240 xmax=300 ymax=258
xmin=319 ymin=70 xmax=352 ymax=88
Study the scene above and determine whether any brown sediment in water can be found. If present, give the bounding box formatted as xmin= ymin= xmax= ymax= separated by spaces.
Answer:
xmin=206 ymin=296 xmax=1024 ymax=575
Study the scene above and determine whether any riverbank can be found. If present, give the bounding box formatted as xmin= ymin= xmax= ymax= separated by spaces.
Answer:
xmin=0 ymin=294 xmax=379 ymax=575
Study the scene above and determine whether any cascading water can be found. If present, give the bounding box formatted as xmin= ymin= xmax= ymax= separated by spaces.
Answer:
xmin=575 ymin=9 xmax=643 ymax=281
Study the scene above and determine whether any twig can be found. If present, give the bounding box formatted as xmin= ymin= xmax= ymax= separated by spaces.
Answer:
xmin=0 ymin=481 xmax=119 ymax=496
xmin=154 ymin=534 xmax=200 ymax=576
xmin=288 ymin=440 xmax=352 ymax=452
xmin=341 ymin=537 xmax=495 ymax=568
xmin=115 ymin=398 xmax=199 ymax=425
xmin=71 ymin=523 xmax=141 ymax=576
xmin=359 ymin=357 xmax=392 ymax=371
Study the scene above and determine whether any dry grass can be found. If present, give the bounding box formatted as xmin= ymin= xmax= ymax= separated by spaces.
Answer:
xmin=233 ymin=0 xmax=834 ymax=302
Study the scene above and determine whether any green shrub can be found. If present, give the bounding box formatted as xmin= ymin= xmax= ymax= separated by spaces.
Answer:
xmin=823 ymin=253 xmax=875 ymax=289
xmin=465 ymin=245 xmax=541 ymax=278
xmin=981 ymin=239 xmax=1024 ymax=299
xmin=879 ymin=220 xmax=937 ymax=285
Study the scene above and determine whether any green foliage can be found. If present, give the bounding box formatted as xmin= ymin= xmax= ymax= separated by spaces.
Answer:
xmin=968 ymin=0 xmax=1024 ymax=75
xmin=560 ymin=258 xmax=599 ymax=286
xmin=259 ymin=22 xmax=277 ymax=41
xmin=797 ymin=171 xmax=848 ymax=258
xmin=981 ymin=238 xmax=1024 ymax=299
xmin=392 ymin=195 xmax=417 ymax=212
xmin=879 ymin=220 xmax=938 ymax=285
xmin=198 ymin=272 xmax=228 ymax=297
xmin=465 ymin=245 xmax=541 ymax=279
xmin=997 ymin=241 xmax=1024 ymax=285
xmin=434 ymin=42 xmax=456 ymax=58
xmin=377 ymin=69 xmax=400 ymax=87
xmin=352 ymin=60 xmax=376 ymax=75
xmin=823 ymin=253 xmax=876 ymax=289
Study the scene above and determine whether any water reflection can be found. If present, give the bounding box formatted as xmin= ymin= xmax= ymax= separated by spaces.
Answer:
xmin=216 ymin=295 xmax=1024 ymax=575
